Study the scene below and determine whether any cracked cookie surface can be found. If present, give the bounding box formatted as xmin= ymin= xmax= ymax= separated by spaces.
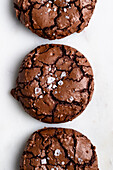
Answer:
xmin=11 ymin=44 xmax=94 ymax=123
xmin=20 ymin=127 xmax=99 ymax=169
xmin=14 ymin=0 xmax=97 ymax=39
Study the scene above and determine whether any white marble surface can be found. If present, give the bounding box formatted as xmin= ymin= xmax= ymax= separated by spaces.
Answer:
xmin=0 ymin=0 xmax=113 ymax=169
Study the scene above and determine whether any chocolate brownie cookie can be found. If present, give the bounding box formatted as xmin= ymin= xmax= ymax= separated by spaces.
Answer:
xmin=14 ymin=0 xmax=97 ymax=40
xmin=11 ymin=44 xmax=94 ymax=123
xmin=20 ymin=127 xmax=99 ymax=170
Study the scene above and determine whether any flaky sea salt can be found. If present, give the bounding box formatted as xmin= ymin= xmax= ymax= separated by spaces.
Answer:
xmin=69 ymin=96 xmax=74 ymax=101
xmin=46 ymin=4 xmax=49 ymax=7
xmin=51 ymin=167 xmax=58 ymax=170
xmin=41 ymin=158 xmax=47 ymax=164
xmin=35 ymin=75 xmax=39 ymax=79
xmin=65 ymin=16 xmax=69 ymax=19
xmin=48 ymin=67 xmax=51 ymax=71
xmin=35 ymin=87 xmax=41 ymax=95
xmin=54 ymin=149 xmax=61 ymax=156
xmin=61 ymin=161 xmax=65 ymax=165
xmin=78 ymin=158 xmax=83 ymax=164
xmin=64 ymin=8 xmax=67 ymax=12
xmin=53 ymin=8 xmax=57 ymax=12
xmin=35 ymin=72 xmax=41 ymax=78
xmin=48 ymin=84 xmax=53 ymax=89
xmin=48 ymin=8 xmax=51 ymax=12
xmin=53 ymin=84 xmax=57 ymax=89
xmin=47 ymin=77 xmax=55 ymax=84
xmin=58 ymin=80 xmax=63 ymax=86
xmin=39 ymin=95 xmax=43 ymax=98
xmin=49 ymin=73 xmax=53 ymax=75
xmin=60 ymin=71 xmax=66 ymax=78
xmin=54 ymin=91 xmax=57 ymax=94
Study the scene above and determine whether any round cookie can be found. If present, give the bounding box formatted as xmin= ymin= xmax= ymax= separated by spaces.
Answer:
xmin=11 ymin=44 xmax=94 ymax=123
xmin=20 ymin=127 xmax=99 ymax=170
xmin=14 ymin=0 xmax=97 ymax=40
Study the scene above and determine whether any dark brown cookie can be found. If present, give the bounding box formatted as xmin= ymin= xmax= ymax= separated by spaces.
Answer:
xmin=11 ymin=44 xmax=94 ymax=123
xmin=14 ymin=0 xmax=97 ymax=40
xmin=20 ymin=127 xmax=99 ymax=170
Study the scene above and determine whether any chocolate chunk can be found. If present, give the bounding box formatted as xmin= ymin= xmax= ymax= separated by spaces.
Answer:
xmin=13 ymin=0 xmax=97 ymax=40
xmin=11 ymin=44 xmax=94 ymax=123
xmin=20 ymin=127 xmax=99 ymax=169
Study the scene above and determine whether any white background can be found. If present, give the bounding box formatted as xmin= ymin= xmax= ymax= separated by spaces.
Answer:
xmin=0 ymin=0 xmax=113 ymax=169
